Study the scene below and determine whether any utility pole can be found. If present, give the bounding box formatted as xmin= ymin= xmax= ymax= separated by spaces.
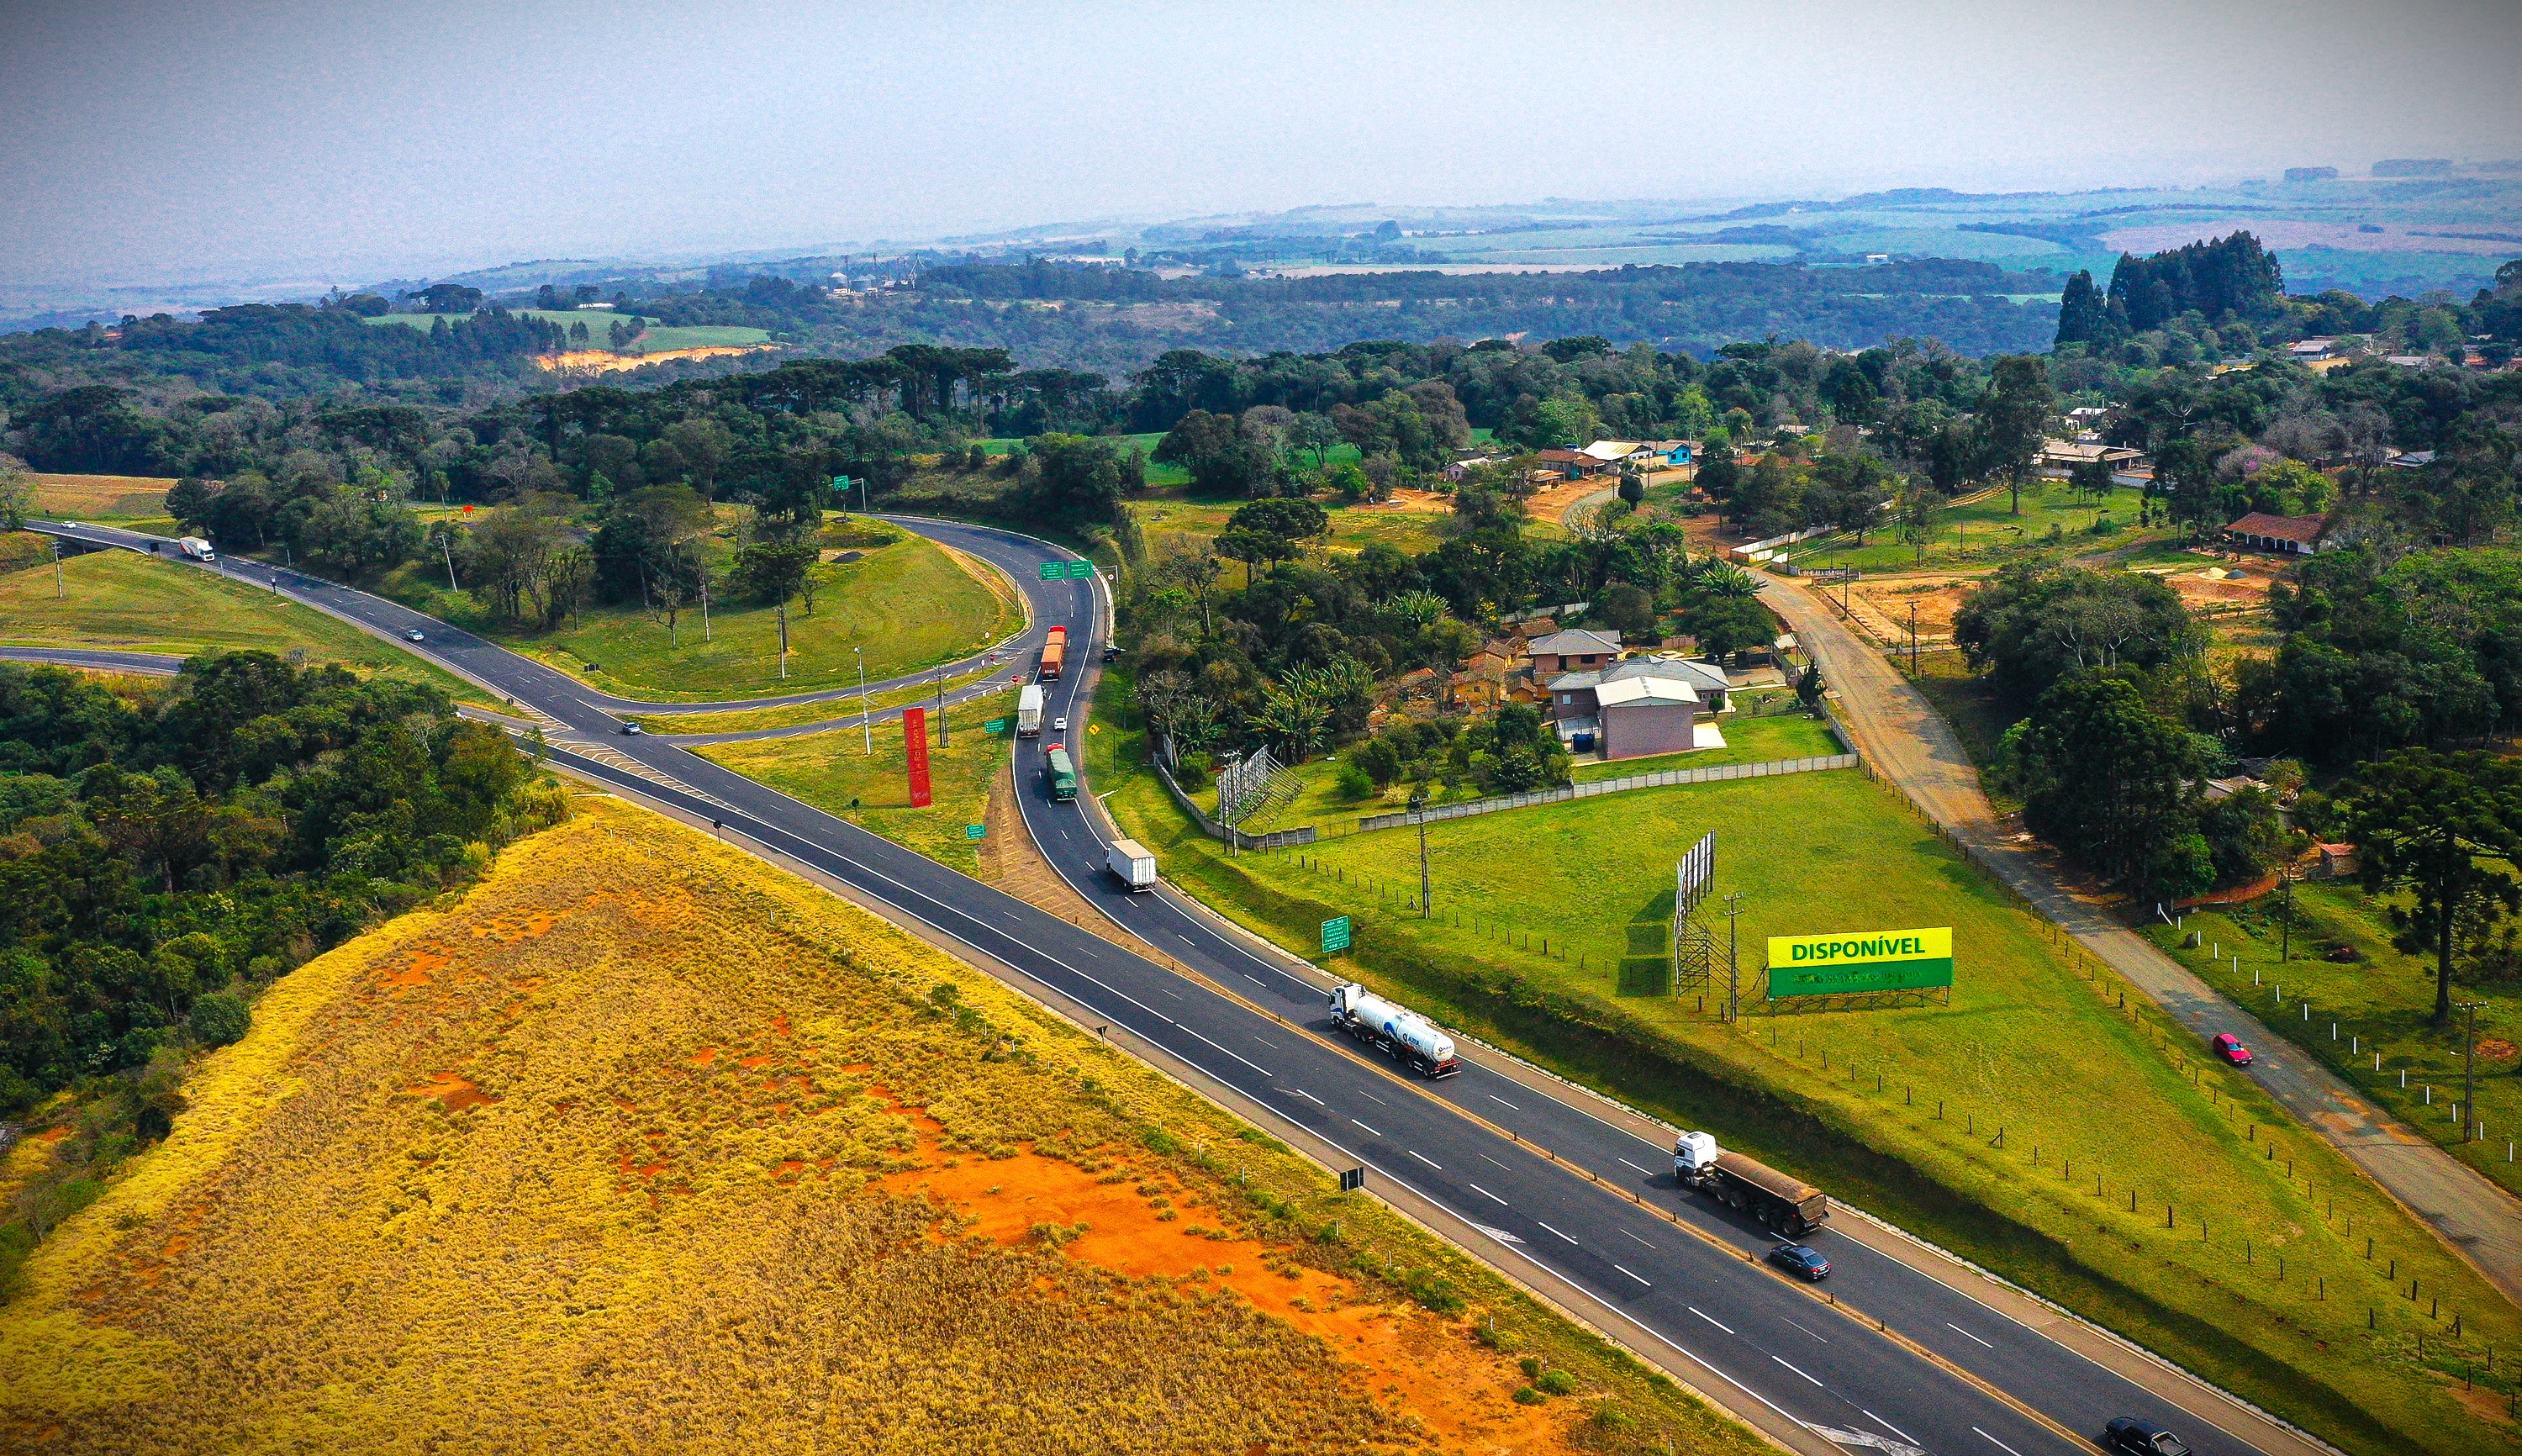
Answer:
xmin=1723 ymin=891 xmax=1745 ymax=1023
xmin=439 ymin=529 xmax=458 ymax=593
xmin=1411 ymin=787 xmax=1431 ymax=917
xmin=936 ymin=666 xmax=948 ymax=747
xmin=700 ymin=574 xmax=711 ymax=642
xmin=856 ymin=646 xmax=870 ymax=755
xmin=1908 ymin=601 xmax=1918 ymax=675
xmin=2280 ymin=863 xmax=2295 ymax=963
xmin=776 ymin=603 xmax=789 ymax=680
xmin=52 ymin=539 xmax=64 ymax=600
xmin=2458 ymin=1000 xmax=2485 ymax=1142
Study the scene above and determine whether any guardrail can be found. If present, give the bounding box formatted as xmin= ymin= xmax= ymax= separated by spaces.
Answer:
xmin=1354 ymin=752 xmax=1860 ymax=831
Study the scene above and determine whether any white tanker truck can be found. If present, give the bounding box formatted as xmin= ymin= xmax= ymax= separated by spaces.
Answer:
xmin=1327 ymin=983 xmax=1460 ymax=1079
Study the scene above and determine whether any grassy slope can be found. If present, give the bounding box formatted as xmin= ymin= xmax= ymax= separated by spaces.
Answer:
xmin=695 ymin=686 xmax=1023 ymax=878
xmin=0 ymin=799 xmax=1763 ymax=1456
xmin=383 ymin=530 xmax=1021 ymax=703
xmin=1092 ymin=669 xmax=2522 ymax=1454
xmin=29 ymin=473 xmax=174 ymax=520
xmin=1790 ymin=483 xmax=2163 ymax=573
xmin=2151 ymin=884 xmax=2522 ymax=1200
xmin=626 ymin=660 xmax=1015 ymax=735
xmin=0 ymin=550 xmax=496 ymax=709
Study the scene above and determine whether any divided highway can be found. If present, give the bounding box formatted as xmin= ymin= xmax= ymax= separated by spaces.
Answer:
xmin=25 ymin=517 xmax=2300 ymax=1456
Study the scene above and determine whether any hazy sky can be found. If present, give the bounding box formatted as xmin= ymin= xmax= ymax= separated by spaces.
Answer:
xmin=6 ymin=0 xmax=2519 ymax=287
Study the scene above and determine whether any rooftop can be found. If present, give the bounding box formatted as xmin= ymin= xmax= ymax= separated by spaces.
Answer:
xmin=2224 ymin=511 xmax=2324 ymax=546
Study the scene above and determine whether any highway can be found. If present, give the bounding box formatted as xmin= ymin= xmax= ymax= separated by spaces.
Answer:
xmin=24 ymin=516 xmax=2304 ymax=1456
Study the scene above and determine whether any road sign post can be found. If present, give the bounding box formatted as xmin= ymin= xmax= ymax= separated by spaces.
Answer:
xmin=1321 ymin=915 xmax=1353 ymax=954
xmin=1339 ymin=1167 xmax=1366 ymax=1194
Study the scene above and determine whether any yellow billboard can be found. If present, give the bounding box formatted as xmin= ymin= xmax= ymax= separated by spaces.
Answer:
xmin=1766 ymin=927 xmax=1953 ymax=998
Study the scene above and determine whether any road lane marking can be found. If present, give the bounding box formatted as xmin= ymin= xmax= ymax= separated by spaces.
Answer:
xmin=1407 ymin=1150 xmax=1441 ymax=1170
xmin=1178 ymin=935 xmax=1195 ymax=946
xmin=1782 ymin=1316 xmax=1829 ymax=1343
xmin=1619 ymin=1157 xmax=1658 ymax=1177
xmin=1466 ymin=1182 xmax=1509 ymax=1205
xmin=1470 ymin=1222 xmax=1523 ymax=1245
xmin=1282 ymin=1087 xmax=1325 ymax=1106
xmin=1488 ymin=1094 xmax=1521 ymax=1110
xmin=1622 ymin=1229 xmax=1657 ymax=1249
xmin=1243 ymin=975 xmax=1266 ymax=987
xmin=1770 ymin=1355 xmax=1823 ymax=1388
xmin=1350 ymin=1119 xmax=1383 ymax=1137
xmin=1971 ymin=1427 xmax=2024 ymax=1456
xmin=1357 ymin=1090 xmax=1387 ymax=1105
xmin=1687 ymin=1306 xmax=1733 ymax=1333
xmin=1864 ymin=1411 xmax=1918 ymax=1444
xmin=1480 ymin=1153 xmax=1512 ymax=1170
xmin=1535 ymin=1221 xmax=1579 ymax=1245
xmin=1947 ymin=1322 xmax=1996 ymax=1349
xmin=1613 ymin=1263 xmax=1653 ymax=1288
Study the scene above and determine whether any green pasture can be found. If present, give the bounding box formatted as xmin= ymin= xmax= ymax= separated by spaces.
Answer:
xmin=1789 ymin=483 xmax=2159 ymax=573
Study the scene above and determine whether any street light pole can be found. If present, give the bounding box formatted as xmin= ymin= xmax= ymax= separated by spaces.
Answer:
xmin=856 ymin=647 xmax=870 ymax=756
xmin=1723 ymin=891 xmax=1745 ymax=1023
xmin=2279 ymin=863 xmax=2295 ymax=963
xmin=1411 ymin=788 xmax=1431 ymax=918
xmin=2457 ymin=1000 xmax=2485 ymax=1142
xmin=936 ymin=666 xmax=948 ymax=747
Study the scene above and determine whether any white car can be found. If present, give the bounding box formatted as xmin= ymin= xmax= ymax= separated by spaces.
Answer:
xmin=404 ymin=629 xmax=425 ymax=642
xmin=1053 ymin=716 xmax=1068 ymax=733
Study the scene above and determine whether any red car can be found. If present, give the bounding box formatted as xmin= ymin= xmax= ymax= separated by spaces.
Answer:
xmin=2212 ymin=1033 xmax=2253 ymax=1066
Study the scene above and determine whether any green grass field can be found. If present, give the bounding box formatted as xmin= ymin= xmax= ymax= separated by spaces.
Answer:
xmin=2150 ymin=883 xmax=2522 ymax=1200
xmin=1790 ymin=483 xmax=2162 ymax=574
xmin=364 ymin=310 xmax=771 ymax=354
xmin=1131 ymin=496 xmax=1453 ymax=560
xmin=1091 ymin=669 xmax=2522 ymax=1454
xmin=382 ymin=530 xmax=1021 ymax=703
xmin=626 ymin=658 xmax=1017 ymax=735
xmin=695 ymin=686 xmax=1021 ymax=877
xmin=0 ymin=550 xmax=497 ymax=708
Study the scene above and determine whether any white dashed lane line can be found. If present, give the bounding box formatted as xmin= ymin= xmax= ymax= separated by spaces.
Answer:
xmin=1770 ymin=1355 xmax=1824 ymax=1389
xmin=1281 ymin=1087 xmax=1326 ymax=1106
xmin=1618 ymin=1158 xmax=1658 ymax=1178
xmin=1349 ymin=1119 xmax=1383 ymax=1137
xmin=1487 ymin=1094 xmax=1521 ymax=1110
xmin=1534 ymin=1221 xmax=1579 ymax=1245
xmin=1466 ymin=1182 xmax=1510 ymax=1206
xmin=1948 ymin=1322 xmax=1996 ymax=1350
xmin=1480 ymin=1153 xmax=1512 ymax=1171
xmin=1972 ymin=1427 xmax=2025 ymax=1456
xmin=1621 ymin=1229 xmax=1657 ymax=1249
xmin=1613 ymin=1264 xmax=1653 ymax=1288
xmin=1865 ymin=1411 xmax=1918 ymax=1445
xmin=1688 ymin=1306 xmax=1733 ymax=1334
xmin=1407 ymin=1150 xmax=1441 ymax=1170
xmin=1782 ymin=1317 xmax=1829 ymax=1343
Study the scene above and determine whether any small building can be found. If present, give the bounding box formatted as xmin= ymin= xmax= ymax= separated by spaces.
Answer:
xmin=2223 ymin=511 xmax=2329 ymax=556
xmin=1441 ymin=454 xmax=1497 ymax=483
xmin=1533 ymin=447 xmax=1608 ymax=479
xmin=2311 ymin=842 xmax=2360 ymax=880
xmin=1580 ymin=440 xmax=1644 ymax=467
xmin=2387 ymin=450 xmax=2437 ymax=469
xmin=1546 ymin=656 xmax=1735 ymax=757
xmin=2036 ymin=440 xmax=2146 ymax=477
xmin=1524 ymin=628 xmax=1624 ymax=678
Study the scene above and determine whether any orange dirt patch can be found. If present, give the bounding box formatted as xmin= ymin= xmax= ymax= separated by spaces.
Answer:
xmin=401 ymin=1072 xmax=496 ymax=1112
xmin=1353 ymin=488 xmax=1454 ymax=515
xmin=1523 ymin=477 xmax=1614 ymax=521
xmin=383 ymin=947 xmax=451 ymax=987
xmin=879 ymin=1126 xmax=1573 ymax=1452
xmin=2478 ymin=1039 xmax=2517 ymax=1062
xmin=739 ymin=1052 xmax=778 ymax=1068
xmin=537 ymin=345 xmax=775 ymax=375
xmin=689 ymin=1046 xmax=720 ymax=1068
xmin=1848 ymin=574 xmax=1976 ymax=646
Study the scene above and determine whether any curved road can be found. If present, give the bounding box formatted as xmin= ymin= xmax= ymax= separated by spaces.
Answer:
xmin=1756 ymin=571 xmax=2522 ymax=1310
xmin=19 ymin=517 xmax=2315 ymax=1456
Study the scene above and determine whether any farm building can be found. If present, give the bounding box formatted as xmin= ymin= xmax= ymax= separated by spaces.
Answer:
xmin=2223 ymin=511 xmax=2329 ymax=555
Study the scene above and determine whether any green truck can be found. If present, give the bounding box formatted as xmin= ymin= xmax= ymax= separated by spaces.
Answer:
xmin=1045 ymin=746 xmax=1079 ymax=801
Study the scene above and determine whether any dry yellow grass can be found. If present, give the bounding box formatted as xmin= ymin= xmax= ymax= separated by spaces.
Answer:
xmin=28 ymin=474 xmax=174 ymax=520
xmin=0 ymin=798 xmax=1762 ymax=1456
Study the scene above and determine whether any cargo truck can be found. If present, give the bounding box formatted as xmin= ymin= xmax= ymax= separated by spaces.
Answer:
xmin=1327 ymin=983 xmax=1459 ymax=1079
xmin=1044 ymin=745 xmax=1079 ymax=801
xmin=1040 ymin=625 xmax=1067 ymax=681
xmin=1016 ymin=684 xmax=1045 ymax=738
xmin=1106 ymin=837 xmax=1158 ymax=892
xmin=178 ymin=537 xmax=217 ymax=562
xmin=1672 ymin=1132 xmax=1829 ymax=1236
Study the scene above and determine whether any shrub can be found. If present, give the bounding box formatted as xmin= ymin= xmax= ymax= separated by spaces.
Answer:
xmin=188 ymin=993 xmax=252 ymax=1047
xmin=1537 ymin=1369 xmax=1578 ymax=1395
xmin=1512 ymin=1386 xmax=1548 ymax=1406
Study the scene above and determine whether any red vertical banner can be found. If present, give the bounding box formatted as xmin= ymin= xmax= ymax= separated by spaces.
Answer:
xmin=904 ymin=706 xmax=932 ymax=807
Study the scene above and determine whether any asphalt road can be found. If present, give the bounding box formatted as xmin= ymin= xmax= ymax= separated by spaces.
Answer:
xmin=1758 ymin=570 xmax=2522 ymax=1311
xmin=21 ymin=517 xmax=2291 ymax=1456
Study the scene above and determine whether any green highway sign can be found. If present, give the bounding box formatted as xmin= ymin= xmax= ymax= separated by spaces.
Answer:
xmin=984 ymin=717 xmax=1010 ymax=734
xmin=1037 ymin=562 xmax=1062 ymax=580
xmin=1040 ymin=560 xmax=1097 ymax=580
xmin=1321 ymin=915 xmax=1353 ymax=954
xmin=1767 ymin=926 xmax=1953 ymax=998
xmin=965 ymin=824 xmax=987 ymax=840
xmin=1065 ymin=561 xmax=1096 ymax=579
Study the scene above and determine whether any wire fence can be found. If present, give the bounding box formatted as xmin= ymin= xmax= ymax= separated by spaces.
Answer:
xmin=1354 ymin=753 xmax=1859 ymax=831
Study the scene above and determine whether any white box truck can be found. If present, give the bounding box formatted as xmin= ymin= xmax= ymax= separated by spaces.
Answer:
xmin=178 ymin=537 xmax=217 ymax=562
xmin=1016 ymin=684 xmax=1045 ymax=738
xmin=1106 ymin=837 xmax=1158 ymax=892
xmin=1327 ymin=983 xmax=1460 ymax=1078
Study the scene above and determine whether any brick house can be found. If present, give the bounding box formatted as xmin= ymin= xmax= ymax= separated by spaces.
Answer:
xmin=1544 ymin=657 xmax=1736 ymax=761
xmin=1524 ymin=628 xmax=1623 ymax=678
xmin=2224 ymin=512 xmax=2329 ymax=555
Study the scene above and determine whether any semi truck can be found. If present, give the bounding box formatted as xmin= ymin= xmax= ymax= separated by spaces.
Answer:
xmin=178 ymin=537 xmax=217 ymax=562
xmin=1040 ymin=625 xmax=1067 ymax=681
xmin=1044 ymin=745 xmax=1079 ymax=801
xmin=1016 ymin=684 xmax=1046 ymax=737
xmin=1106 ymin=837 xmax=1158 ymax=892
xmin=1327 ymin=983 xmax=1460 ymax=1079
xmin=1672 ymin=1132 xmax=1829 ymax=1237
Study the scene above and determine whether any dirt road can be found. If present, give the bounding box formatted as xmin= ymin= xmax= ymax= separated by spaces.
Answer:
xmin=1758 ymin=572 xmax=2522 ymax=1310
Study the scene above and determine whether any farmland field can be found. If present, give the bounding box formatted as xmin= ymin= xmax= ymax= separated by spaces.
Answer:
xmin=1786 ymin=482 xmax=2160 ymax=574
xmin=0 ymin=548 xmax=496 ymax=707
xmin=26 ymin=472 xmax=174 ymax=520
xmin=1092 ymin=671 xmax=2522 ymax=1454
xmin=0 ymin=798 xmax=1763 ymax=1456
xmin=364 ymin=309 xmax=772 ymax=355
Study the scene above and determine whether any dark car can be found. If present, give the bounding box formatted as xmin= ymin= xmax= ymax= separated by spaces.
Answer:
xmin=1765 ymin=1243 xmax=1829 ymax=1280
xmin=2212 ymin=1032 xmax=2253 ymax=1066
xmin=2105 ymin=1416 xmax=2191 ymax=1456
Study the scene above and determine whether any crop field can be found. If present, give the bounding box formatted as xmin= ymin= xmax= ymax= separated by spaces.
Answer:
xmin=2150 ymin=882 xmax=2522 ymax=1200
xmin=0 ymin=799 xmax=1763 ymax=1456
xmin=365 ymin=310 xmax=773 ymax=355
xmin=0 ymin=549 xmax=496 ymax=707
xmin=1132 ymin=495 xmax=1454 ymax=560
xmin=26 ymin=473 xmax=174 ymax=520
xmin=1090 ymin=674 xmax=2522 ymax=1454
xmin=697 ymin=687 xmax=1024 ymax=878
xmin=386 ymin=530 xmax=1021 ymax=703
